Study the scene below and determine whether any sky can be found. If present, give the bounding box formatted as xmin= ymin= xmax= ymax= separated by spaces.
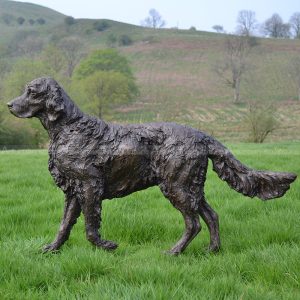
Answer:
xmin=17 ymin=0 xmax=300 ymax=33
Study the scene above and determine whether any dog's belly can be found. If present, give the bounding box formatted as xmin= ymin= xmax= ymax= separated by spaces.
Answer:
xmin=103 ymin=148 xmax=157 ymax=199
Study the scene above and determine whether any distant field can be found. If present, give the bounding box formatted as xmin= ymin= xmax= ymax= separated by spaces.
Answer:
xmin=113 ymin=100 xmax=300 ymax=143
xmin=0 ymin=142 xmax=299 ymax=299
xmin=116 ymin=35 xmax=300 ymax=142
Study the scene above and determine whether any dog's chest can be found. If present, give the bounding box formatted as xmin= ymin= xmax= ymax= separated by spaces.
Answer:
xmin=49 ymin=132 xmax=101 ymax=178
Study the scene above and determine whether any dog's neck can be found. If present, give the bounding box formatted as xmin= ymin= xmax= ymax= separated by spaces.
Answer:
xmin=38 ymin=91 xmax=84 ymax=140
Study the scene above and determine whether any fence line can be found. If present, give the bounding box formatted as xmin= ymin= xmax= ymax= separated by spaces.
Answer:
xmin=0 ymin=145 xmax=42 ymax=150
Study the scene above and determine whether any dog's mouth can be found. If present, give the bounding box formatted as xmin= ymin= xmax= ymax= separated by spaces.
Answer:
xmin=7 ymin=103 xmax=33 ymax=118
xmin=7 ymin=103 xmax=17 ymax=116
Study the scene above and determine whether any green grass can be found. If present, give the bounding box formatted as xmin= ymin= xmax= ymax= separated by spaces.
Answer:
xmin=0 ymin=142 xmax=299 ymax=299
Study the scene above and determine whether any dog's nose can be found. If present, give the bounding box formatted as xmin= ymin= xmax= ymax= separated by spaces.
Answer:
xmin=7 ymin=102 xmax=13 ymax=108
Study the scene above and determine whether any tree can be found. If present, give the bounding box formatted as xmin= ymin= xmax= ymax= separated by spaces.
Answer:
xmin=58 ymin=37 xmax=83 ymax=77
xmin=142 ymin=9 xmax=166 ymax=29
xmin=244 ymin=102 xmax=279 ymax=143
xmin=0 ymin=59 xmax=11 ymax=99
xmin=2 ymin=14 xmax=13 ymax=25
xmin=17 ymin=17 xmax=25 ymax=25
xmin=3 ymin=59 xmax=49 ymax=98
xmin=263 ymin=13 xmax=290 ymax=38
xmin=106 ymin=33 xmax=117 ymax=47
xmin=93 ymin=20 xmax=110 ymax=31
xmin=288 ymin=56 xmax=300 ymax=101
xmin=36 ymin=18 xmax=46 ymax=25
xmin=74 ymin=48 xmax=134 ymax=79
xmin=19 ymin=36 xmax=43 ymax=57
xmin=73 ymin=49 xmax=139 ymax=118
xmin=280 ymin=23 xmax=291 ymax=38
xmin=40 ymin=44 xmax=66 ymax=75
xmin=236 ymin=10 xmax=257 ymax=36
xmin=212 ymin=25 xmax=224 ymax=33
xmin=214 ymin=35 xmax=257 ymax=103
xmin=8 ymin=31 xmax=43 ymax=57
xmin=118 ymin=34 xmax=133 ymax=46
xmin=64 ymin=16 xmax=76 ymax=25
xmin=290 ymin=12 xmax=300 ymax=39
xmin=76 ymin=71 xmax=138 ymax=118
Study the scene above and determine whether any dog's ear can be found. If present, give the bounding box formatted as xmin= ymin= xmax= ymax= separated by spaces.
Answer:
xmin=46 ymin=85 xmax=65 ymax=122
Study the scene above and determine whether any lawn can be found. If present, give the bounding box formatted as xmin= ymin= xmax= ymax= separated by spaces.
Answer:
xmin=0 ymin=142 xmax=299 ymax=299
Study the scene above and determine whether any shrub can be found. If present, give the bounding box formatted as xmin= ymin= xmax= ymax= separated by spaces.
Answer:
xmin=106 ymin=33 xmax=117 ymax=47
xmin=118 ymin=34 xmax=133 ymax=46
xmin=64 ymin=16 xmax=76 ymax=26
xmin=36 ymin=18 xmax=46 ymax=25
xmin=244 ymin=102 xmax=279 ymax=143
xmin=17 ymin=17 xmax=25 ymax=25
xmin=93 ymin=20 xmax=110 ymax=31
xmin=2 ymin=14 xmax=14 ymax=25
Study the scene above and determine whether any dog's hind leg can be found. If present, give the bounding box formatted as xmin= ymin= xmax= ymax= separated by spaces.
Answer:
xmin=167 ymin=211 xmax=201 ymax=255
xmin=161 ymin=186 xmax=201 ymax=255
xmin=80 ymin=183 xmax=118 ymax=251
xmin=199 ymin=199 xmax=220 ymax=252
xmin=43 ymin=195 xmax=81 ymax=252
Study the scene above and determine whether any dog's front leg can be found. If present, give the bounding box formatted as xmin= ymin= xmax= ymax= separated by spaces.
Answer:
xmin=80 ymin=183 xmax=118 ymax=251
xmin=43 ymin=194 xmax=81 ymax=252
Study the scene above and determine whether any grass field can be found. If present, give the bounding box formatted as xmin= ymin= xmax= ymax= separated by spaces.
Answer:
xmin=0 ymin=142 xmax=299 ymax=299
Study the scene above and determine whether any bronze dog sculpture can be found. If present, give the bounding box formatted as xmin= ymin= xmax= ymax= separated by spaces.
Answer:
xmin=8 ymin=77 xmax=297 ymax=254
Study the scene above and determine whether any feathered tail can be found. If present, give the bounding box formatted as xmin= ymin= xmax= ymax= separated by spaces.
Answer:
xmin=208 ymin=139 xmax=297 ymax=200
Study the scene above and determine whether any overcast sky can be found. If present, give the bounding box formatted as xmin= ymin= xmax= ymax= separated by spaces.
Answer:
xmin=18 ymin=0 xmax=299 ymax=32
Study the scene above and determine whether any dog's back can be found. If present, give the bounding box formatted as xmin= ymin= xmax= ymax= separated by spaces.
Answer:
xmin=74 ymin=120 xmax=211 ymax=199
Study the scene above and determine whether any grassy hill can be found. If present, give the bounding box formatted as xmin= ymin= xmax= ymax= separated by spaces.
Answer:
xmin=0 ymin=0 xmax=65 ymax=43
xmin=0 ymin=0 xmax=65 ymax=25
xmin=119 ymin=34 xmax=300 ymax=142
xmin=0 ymin=0 xmax=299 ymax=143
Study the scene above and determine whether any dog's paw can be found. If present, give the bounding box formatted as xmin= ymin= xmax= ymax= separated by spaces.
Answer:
xmin=43 ymin=243 xmax=60 ymax=253
xmin=208 ymin=244 xmax=220 ymax=253
xmin=163 ymin=249 xmax=181 ymax=256
xmin=97 ymin=240 xmax=118 ymax=251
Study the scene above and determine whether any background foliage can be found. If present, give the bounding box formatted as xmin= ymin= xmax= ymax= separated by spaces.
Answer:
xmin=0 ymin=0 xmax=299 ymax=147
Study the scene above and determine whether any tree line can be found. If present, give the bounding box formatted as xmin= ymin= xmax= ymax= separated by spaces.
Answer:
xmin=1 ymin=13 xmax=46 ymax=26
xmin=213 ymin=10 xmax=300 ymax=39
xmin=141 ymin=8 xmax=300 ymax=39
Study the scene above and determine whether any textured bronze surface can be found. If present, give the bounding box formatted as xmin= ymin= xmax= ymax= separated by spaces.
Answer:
xmin=7 ymin=77 xmax=297 ymax=254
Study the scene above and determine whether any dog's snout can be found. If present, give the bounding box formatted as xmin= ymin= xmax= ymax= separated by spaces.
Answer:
xmin=7 ymin=102 xmax=13 ymax=108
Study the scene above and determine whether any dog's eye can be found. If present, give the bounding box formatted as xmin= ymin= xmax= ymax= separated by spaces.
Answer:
xmin=28 ymin=88 xmax=38 ymax=97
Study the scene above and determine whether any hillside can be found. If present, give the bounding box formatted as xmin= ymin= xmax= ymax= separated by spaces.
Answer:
xmin=119 ymin=35 xmax=300 ymax=142
xmin=0 ymin=0 xmax=299 ymax=144
xmin=0 ymin=0 xmax=65 ymax=24
xmin=0 ymin=0 xmax=65 ymax=45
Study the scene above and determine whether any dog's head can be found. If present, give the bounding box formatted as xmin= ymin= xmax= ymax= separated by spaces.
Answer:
xmin=7 ymin=77 xmax=65 ymax=122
